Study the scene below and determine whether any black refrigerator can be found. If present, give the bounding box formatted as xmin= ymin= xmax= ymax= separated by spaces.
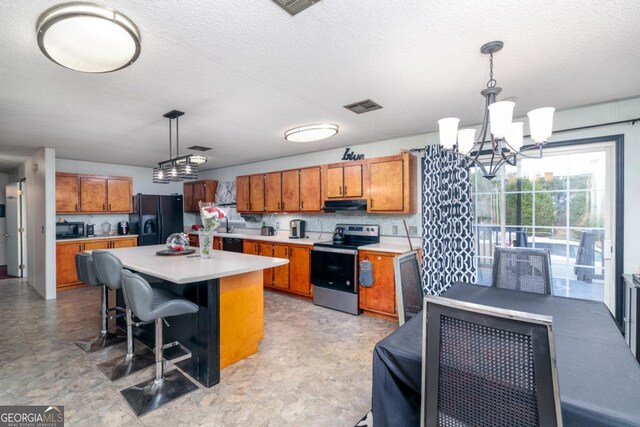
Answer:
xmin=129 ymin=194 xmax=184 ymax=246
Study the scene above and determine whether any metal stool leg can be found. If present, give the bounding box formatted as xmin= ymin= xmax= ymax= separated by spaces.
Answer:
xmin=96 ymin=309 xmax=154 ymax=381
xmin=120 ymin=318 xmax=198 ymax=417
xmin=75 ymin=286 xmax=126 ymax=353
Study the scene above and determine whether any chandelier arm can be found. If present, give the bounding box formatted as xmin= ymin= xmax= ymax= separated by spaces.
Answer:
xmin=516 ymin=144 xmax=544 ymax=159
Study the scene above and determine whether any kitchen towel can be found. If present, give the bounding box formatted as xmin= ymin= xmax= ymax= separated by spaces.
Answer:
xmin=359 ymin=259 xmax=374 ymax=287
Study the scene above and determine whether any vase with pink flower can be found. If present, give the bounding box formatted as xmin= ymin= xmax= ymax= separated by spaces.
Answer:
xmin=198 ymin=202 xmax=226 ymax=259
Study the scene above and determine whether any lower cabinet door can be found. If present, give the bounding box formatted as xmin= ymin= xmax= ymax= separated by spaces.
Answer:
xmin=213 ymin=237 xmax=222 ymax=250
xmin=56 ymin=243 xmax=83 ymax=288
xmin=243 ymin=240 xmax=259 ymax=255
xmin=259 ymin=243 xmax=274 ymax=286
xmin=289 ymin=246 xmax=311 ymax=295
xmin=359 ymin=252 xmax=396 ymax=316
xmin=273 ymin=244 xmax=290 ymax=289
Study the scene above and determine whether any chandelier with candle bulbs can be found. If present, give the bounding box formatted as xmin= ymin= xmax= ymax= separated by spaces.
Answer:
xmin=438 ymin=41 xmax=555 ymax=179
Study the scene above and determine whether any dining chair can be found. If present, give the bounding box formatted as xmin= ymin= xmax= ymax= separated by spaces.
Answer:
xmin=492 ymin=247 xmax=553 ymax=295
xmin=421 ymin=295 xmax=562 ymax=427
xmin=394 ymin=250 xmax=423 ymax=326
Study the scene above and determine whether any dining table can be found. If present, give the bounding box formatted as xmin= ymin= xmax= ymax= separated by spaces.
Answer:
xmin=372 ymin=283 xmax=640 ymax=427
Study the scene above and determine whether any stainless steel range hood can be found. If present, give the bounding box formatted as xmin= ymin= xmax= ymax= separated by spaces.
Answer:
xmin=322 ymin=200 xmax=367 ymax=211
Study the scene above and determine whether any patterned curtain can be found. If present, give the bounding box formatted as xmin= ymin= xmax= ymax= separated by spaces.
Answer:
xmin=421 ymin=144 xmax=476 ymax=295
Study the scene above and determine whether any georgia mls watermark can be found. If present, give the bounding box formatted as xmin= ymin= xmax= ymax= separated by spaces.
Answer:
xmin=0 ymin=406 xmax=64 ymax=427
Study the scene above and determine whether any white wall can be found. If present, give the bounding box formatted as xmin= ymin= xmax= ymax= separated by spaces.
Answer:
xmin=201 ymin=97 xmax=640 ymax=272
xmin=55 ymin=159 xmax=195 ymax=231
xmin=23 ymin=148 xmax=56 ymax=300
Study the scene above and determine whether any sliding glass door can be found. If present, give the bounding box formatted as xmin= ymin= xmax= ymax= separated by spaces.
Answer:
xmin=471 ymin=140 xmax=617 ymax=310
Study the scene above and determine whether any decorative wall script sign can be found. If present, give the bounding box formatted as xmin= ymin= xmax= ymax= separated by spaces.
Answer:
xmin=341 ymin=147 xmax=365 ymax=161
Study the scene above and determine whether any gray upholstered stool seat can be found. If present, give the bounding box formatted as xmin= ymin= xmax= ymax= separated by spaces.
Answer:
xmin=74 ymin=253 xmax=126 ymax=352
xmin=119 ymin=270 xmax=199 ymax=417
xmin=92 ymin=250 xmax=155 ymax=380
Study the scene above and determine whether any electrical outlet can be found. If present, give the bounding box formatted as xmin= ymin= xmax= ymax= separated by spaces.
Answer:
xmin=409 ymin=226 xmax=418 ymax=236
xmin=392 ymin=225 xmax=398 ymax=235
xmin=276 ymin=222 xmax=280 ymax=230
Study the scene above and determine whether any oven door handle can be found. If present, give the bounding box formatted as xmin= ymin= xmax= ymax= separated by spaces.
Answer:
xmin=312 ymin=246 xmax=358 ymax=255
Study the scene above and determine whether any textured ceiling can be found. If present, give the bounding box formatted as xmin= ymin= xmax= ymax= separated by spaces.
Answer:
xmin=0 ymin=0 xmax=638 ymax=171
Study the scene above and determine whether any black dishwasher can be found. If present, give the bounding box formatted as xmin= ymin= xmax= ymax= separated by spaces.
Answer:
xmin=222 ymin=238 xmax=243 ymax=253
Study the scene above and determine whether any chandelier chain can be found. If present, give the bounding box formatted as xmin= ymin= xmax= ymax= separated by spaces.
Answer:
xmin=487 ymin=52 xmax=497 ymax=88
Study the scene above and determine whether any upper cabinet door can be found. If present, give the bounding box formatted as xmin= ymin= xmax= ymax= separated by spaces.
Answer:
xmin=107 ymin=178 xmax=132 ymax=212
xmin=193 ymin=181 xmax=206 ymax=210
xmin=369 ymin=159 xmax=404 ymax=211
xmin=264 ymin=172 xmax=282 ymax=212
xmin=299 ymin=167 xmax=321 ymax=211
xmin=249 ymin=174 xmax=265 ymax=212
xmin=281 ymin=170 xmax=300 ymax=212
xmin=343 ymin=164 xmax=363 ymax=197
xmin=80 ymin=177 xmax=107 ymax=212
xmin=236 ymin=176 xmax=250 ymax=212
xmin=325 ymin=167 xmax=343 ymax=198
xmin=56 ymin=174 xmax=80 ymax=213
xmin=183 ymin=182 xmax=194 ymax=212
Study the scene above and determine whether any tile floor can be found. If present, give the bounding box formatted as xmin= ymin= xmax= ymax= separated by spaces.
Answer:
xmin=0 ymin=279 xmax=396 ymax=426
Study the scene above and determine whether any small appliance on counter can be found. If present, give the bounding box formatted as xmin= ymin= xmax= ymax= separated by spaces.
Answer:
xmin=118 ymin=221 xmax=130 ymax=235
xmin=100 ymin=221 xmax=111 ymax=236
xmin=289 ymin=219 xmax=306 ymax=239
xmin=332 ymin=226 xmax=345 ymax=244
xmin=261 ymin=226 xmax=275 ymax=236
xmin=56 ymin=221 xmax=85 ymax=239
xmin=86 ymin=224 xmax=95 ymax=237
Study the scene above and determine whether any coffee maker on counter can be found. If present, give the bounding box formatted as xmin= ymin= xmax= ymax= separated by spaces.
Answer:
xmin=289 ymin=219 xmax=306 ymax=239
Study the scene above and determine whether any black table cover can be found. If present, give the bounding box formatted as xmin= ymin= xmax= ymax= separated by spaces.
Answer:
xmin=372 ymin=283 xmax=640 ymax=427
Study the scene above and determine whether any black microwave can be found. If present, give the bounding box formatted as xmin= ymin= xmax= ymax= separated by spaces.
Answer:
xmin=56 ymin=222 xmax=85 ymax=239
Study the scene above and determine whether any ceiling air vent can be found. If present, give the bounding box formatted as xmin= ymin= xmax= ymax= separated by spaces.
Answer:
xmin=272 ymin=0 xmax=320 ymax=16
xmin=187 ymin=145 xmax=212 ymax=151
xmin=343 ymin=99 xmax=383 ymax=114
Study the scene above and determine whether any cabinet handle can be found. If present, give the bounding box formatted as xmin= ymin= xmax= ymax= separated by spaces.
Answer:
xmin=282 ymin=201 xmax=285 ymax=209
xmin=339 ymin=186 xmax=342 ymax=195
xmin=301 ymin=200 xmax=304 ymax=209
xmin=102 ymin=203 xmax=105 ymax=210
xmin=255 ymin=244 xmax=258 ymax=253
xmin=249 ymin=203 xmax=252 ymax=211
xmin=75 ymin=203 xmax=78 ymax=211
xmin=344 ymin=185 xmax=347 ymax=194
xmin=108 ymin=203 xmax=111 ymax=211
xmin=371 ymin=199 xmax=374 ymax=209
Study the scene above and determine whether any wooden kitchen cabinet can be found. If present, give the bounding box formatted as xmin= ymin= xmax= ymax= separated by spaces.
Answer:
xmin=56 ymin=174 xmax=80 ymax=213
xmin=56 ymin=237 xmax=138 ymax=291
xmin=214 ymin=236 xmax=222 ymax=250
xmin=183 ymin=180 xmax=218 ymax=212
xmin=243 ymin=240 xmax=260 ymax=255
xmin=288 ymin=245 xmax=312 ymax=296
xmin=358 ymin=250 xmax=397 ymax=319
xmin=368 ymin=153 xmax=416 ymax=214
xmin=281 ymin=170 xmax=299 ymax=212
xmin=80 ymin=177 xmax=107 ymax=212
xmin=264 ymin=172 xmax=282 ymax=212
xmin=56 ymin=173 xmax=132 ymax=214
xmin=325 ymin=162 xmax=364 ymax=199
xmin=259 ymin=243 xmax=274 ymax=286
xmin=236 ymin=176 xmax=250 ymax=213
xmin=299 ymin=167 xmax=322 ymax=212
xmin=250 ymin=174 xmax=265 ymax=212
xmin=272 ymin=244 xmax=290 ymax=290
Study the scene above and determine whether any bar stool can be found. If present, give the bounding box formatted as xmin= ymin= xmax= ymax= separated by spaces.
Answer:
xmin=119 ymin=269 xmax=199 ymax=416
xmin=92 ymin=250 xmax=155 ymax=380
xmin=74 ymin=253 xmax=126 ymax=352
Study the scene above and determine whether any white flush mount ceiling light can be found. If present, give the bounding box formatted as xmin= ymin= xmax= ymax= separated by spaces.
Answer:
xmin=284 ymin=124 xmax=339 ymax=143
xmin=36 ymin=2 xmax=141 ymax=73
xmin=438 ymin=41 xmax=555 ymax=179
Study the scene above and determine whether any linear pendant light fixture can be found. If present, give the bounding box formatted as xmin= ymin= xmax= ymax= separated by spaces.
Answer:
xmin=36 ymin=2 xmax=141 ymax=73
xmin=153 ymin=110 xmax=207 ymax=184
xmin=438 ymin=41 xmax=555 ymax=179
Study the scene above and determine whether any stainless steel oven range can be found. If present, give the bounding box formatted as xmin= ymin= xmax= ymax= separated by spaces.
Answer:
xmin=311 ymin=224 xmax=379 ymax=315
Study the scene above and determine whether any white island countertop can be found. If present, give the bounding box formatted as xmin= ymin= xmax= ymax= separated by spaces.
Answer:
xmin=91 ymin=244 xmax=288 ymax=284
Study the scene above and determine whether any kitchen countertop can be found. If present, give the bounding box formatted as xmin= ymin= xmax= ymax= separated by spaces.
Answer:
xmin=87 ymin=244 xmax=288 ymax=284
xmin=56 ymin=234 xmax=139 ymax=243
xmin=189 ymin=230 xmax=421 ymax=254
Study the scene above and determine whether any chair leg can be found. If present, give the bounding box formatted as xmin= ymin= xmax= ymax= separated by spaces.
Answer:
xmin=96 ymin=309 xmax=154 ymax=381
xmin=75 ymin=286 xmax=126 ymax=353
xmin=120 ymin=318 xmax=198 ymax=417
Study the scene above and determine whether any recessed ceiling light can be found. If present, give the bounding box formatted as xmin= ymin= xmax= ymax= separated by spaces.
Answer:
xmin=36 ymin=3 xmax=141 ymax=73
xmin=284 ymin=124 xmax=339 ymax=143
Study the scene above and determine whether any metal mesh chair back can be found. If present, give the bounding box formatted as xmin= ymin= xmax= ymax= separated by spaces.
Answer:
xmin=422 ymin=296 xmax=562 ymax=427
xmin=492 ymin=247 xmax=553 ymax=295
xmin=394 ymin=251 xmax=423 ymax=326
xmin=75 ymin=253 xmax=100 ymax=286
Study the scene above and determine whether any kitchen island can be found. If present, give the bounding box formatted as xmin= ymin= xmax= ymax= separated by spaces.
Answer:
xmin=95 ymin=244 xmax=288 ymax=388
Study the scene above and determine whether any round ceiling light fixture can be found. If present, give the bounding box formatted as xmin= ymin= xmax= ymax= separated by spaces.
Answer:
xmin=284 ymin=123 xmax=339 ymax=143
xmin=36 ymin=2 xmax=141 ymax=73
xmin=176 ymin=155 xmax=208 ymax=165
